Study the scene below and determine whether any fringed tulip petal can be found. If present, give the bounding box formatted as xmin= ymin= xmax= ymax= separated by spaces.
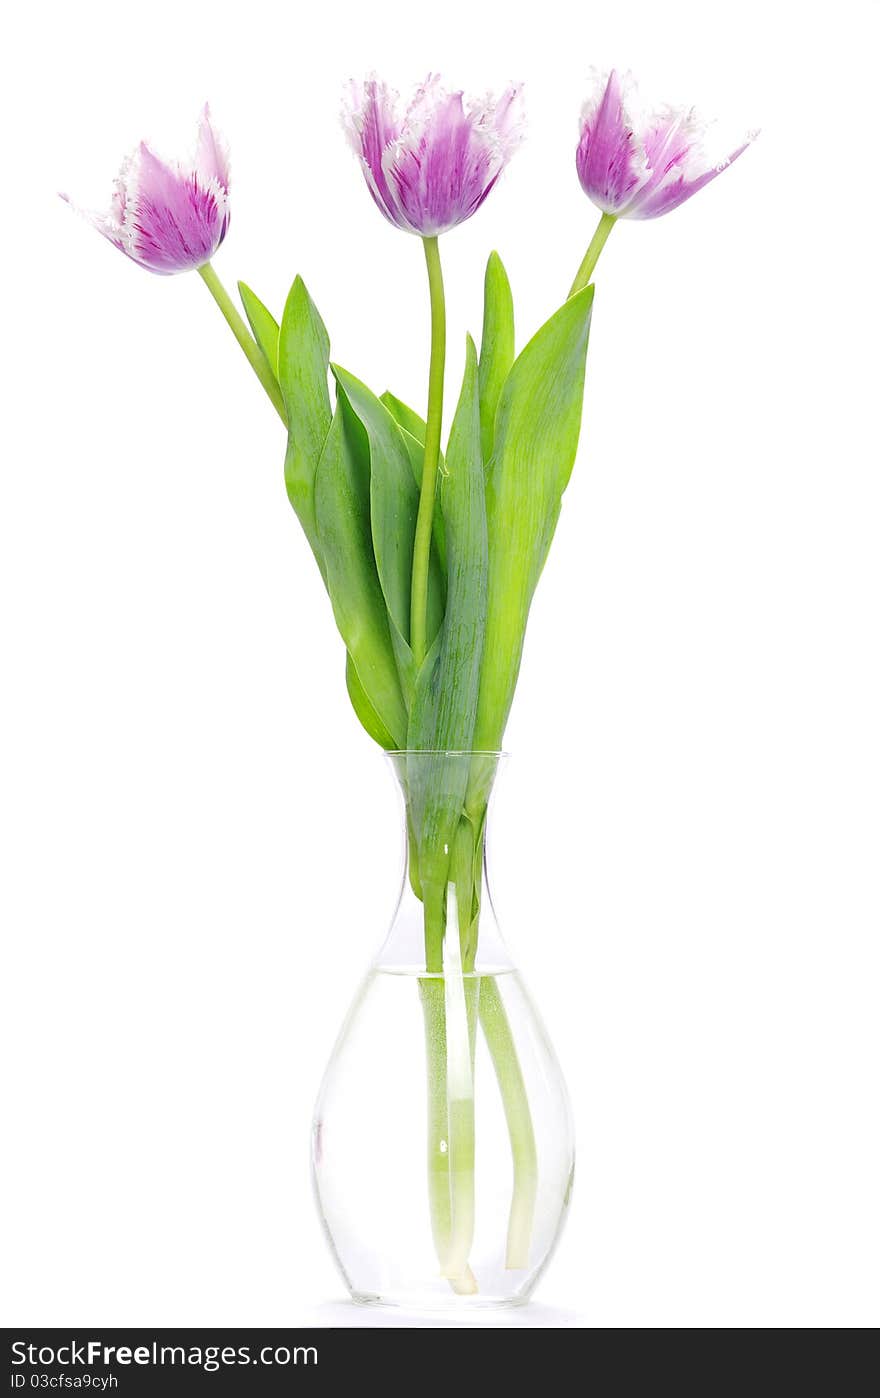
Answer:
xmin=576 ymin=70 xmax=753 ymax=221
xmin=194 ymin=103 xmax=230 ymax=192
xmin=62 ymin=108 xmax=230 ymax=274
xmin=342 ymin=77 xmax=404 ymax=227
xmin=344 ymin=74 xmax=524 ymax=236
xmin=576 ymin=69 xmax=647 ymax=215
xmin=627 ymin=128 xmax=754 ymax=219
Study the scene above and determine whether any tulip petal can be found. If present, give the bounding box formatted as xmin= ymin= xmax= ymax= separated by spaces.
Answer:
xmin=342 ymin=77 xmax=402 ymax=227
xmin=479 ymin=83 xmax=526 ymax=159
xmin=125 ymin=143 xmax=227 ymax=273
xmin=344 ymin=75 xmax=523 ymax=236
xmin=576 ymin=69 xmax=648 ymax=216
xmin=195 ymin=103 xmax=230 ymax=193
xmin=629 ymin=122 xmax=754 ymax=219
xmin=575 ymin=70 xmax=754 ymax=223
xmin=385 ymin=90 xmax=488 ymax=235
xmin=62 ymin=109 xmax=230 ymax=275
xmin=58 ymin=191 xmax=126 ymax=255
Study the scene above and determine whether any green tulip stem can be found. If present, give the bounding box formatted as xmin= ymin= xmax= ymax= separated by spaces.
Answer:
xmin=411 ymin=235 xmax=447 ymax=667
xmin=463 ymin=809 xmax=538 ymax=1270
xmin=419 ymin=947 xmax=479 ymax=1292
xmin=198 ymin=261 xmax=288 ymax=425
xmin=568 ymin=211 xmax=617 ymax=298
xmin=440 ymin=888 xmax=478 ymax=1286
xmin=479 ymin=976 xmax=539 ymax=1269
xmin=419 ymin=810 xmax=539 ymax=1289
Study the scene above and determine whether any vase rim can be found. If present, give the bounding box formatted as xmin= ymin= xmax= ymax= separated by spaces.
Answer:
xmin=385 ymin=749 xmax=509 ymax=758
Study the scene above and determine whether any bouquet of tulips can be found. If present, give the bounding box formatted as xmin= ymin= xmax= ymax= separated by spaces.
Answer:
xmin=65 ymin=69 xmax=753 ymax=1291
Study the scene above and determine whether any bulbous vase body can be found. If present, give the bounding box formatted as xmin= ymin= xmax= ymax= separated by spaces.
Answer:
xmin=312 ymin=753 xmax=574 ymax=1309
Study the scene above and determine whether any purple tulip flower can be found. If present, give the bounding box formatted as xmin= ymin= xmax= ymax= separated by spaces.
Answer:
xmin=342 ymin=75 xmax=524 ymax=237
xmin=576 ymin=69 xmax=754 ymax=220
xmin=62 ymin=106 xmax=230 ymax=274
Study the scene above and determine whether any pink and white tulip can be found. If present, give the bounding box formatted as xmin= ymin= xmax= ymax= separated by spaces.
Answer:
xmin=576 ymin=70 xmax=754 ymax=220
xmin=342 ymin=75 xmax=524 ymax=237
xmin=62 ymin=106 xmax=230 ymax=274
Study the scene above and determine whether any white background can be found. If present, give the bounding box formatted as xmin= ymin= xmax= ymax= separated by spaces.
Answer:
xmin=1 ymin=0 xmax=878 ymax=1329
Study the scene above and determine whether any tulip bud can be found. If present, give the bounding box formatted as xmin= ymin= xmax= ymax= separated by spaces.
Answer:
xmin=342 ymin=75 xmax=524 ymax=237
xmin=62 ymin=105 xmax=230 ymax=274
xmin=576 ymin=69 xmax=754 ymax=220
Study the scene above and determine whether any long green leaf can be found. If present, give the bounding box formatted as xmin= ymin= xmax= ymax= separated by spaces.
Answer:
xmin=314 ymin=397 xmax=408 ymax=749
xmin=474 ymin=286 xmax=595 ymax=752
xmin=332 ymin=367 xmax=417 ymax=653
xmin=409 ymin=338 xmax=488 ymax=882
xmin=396 ymin=421 xmax=431 ymax=495
xmin=394 ymin=420 xmax=447 ymax=641
xmin=478 ymin=252 xmax=515 ymax=464
xmin=345 ymin=652 xmax=397 ymax=749
xmin=380 ymin=394 xmax=444 ymax=584
xmin=238 ymin=282 xmax=280 ymax=378
xmin=381 ymin=392 xmax=448 ymax=572
xmin=334 ymin=371 xmax=445 ymax=700
xmin=278 ymin=277 xmax=331 ymax=571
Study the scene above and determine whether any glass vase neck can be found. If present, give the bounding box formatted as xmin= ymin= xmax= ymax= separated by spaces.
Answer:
xmin=379 ymin=750 xmax=510 ymax=976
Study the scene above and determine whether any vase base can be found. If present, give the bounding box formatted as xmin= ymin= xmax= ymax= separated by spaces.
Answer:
xmin=350 ymin=1289 xmax=530 ymax=1313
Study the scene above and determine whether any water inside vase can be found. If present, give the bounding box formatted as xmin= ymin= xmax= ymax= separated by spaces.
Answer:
xmin=312 ymin=965 xmax=574 ymax=1309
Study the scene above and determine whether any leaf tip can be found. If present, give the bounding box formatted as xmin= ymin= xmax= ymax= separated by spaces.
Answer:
xmin=486 ymin=249 xmax=510 ymax=287
xmin=281 ymin=272 xmax=315 ymax=323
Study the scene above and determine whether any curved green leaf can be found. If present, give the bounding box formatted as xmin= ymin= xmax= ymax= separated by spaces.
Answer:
xmin=238 ymin=282 xmax=280 ymax=378
xmin=314 ymin=397 xmax=407 ymax=749
xmin=278 ymin=277 xmax=331 ymax=571
xmin=474 ymin=286 xmax=595 ymax=752
xmin=381 ymin=393 xmax=448 ymax=572
xmin=332 ymin=367 xmax=416 ymax=652
xmin=478 ymin=252 xmax=515 ymax=464
xmin=380 ymin=392 xmax=429 ymax=449
xmin=345 ymin=652 xmax=397 ymax=749
xmin=396 ymin=421 xmax=431 ymax=495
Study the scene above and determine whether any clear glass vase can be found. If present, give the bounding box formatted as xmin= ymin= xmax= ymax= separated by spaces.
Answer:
xmin=311 ymin=752 xmax=574 ymax=1310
